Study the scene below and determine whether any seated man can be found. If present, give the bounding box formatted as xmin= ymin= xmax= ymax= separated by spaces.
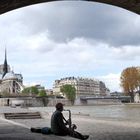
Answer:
xmin=51 ymin=102 xmax=89 ymax=140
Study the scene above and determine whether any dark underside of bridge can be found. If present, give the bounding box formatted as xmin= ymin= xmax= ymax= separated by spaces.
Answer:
xmin=0 ymin=0 xmax=140 ymax=15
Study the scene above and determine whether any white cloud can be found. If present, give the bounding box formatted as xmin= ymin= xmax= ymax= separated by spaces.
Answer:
xmin=2 ymin=35 xmax=140 ymax=91
xmin=97 ymin=73 xmax=121 ymax=92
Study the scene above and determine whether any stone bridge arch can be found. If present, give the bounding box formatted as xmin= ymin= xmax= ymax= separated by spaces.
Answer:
xmin=0 ymin=0 xmax=140 ymax=15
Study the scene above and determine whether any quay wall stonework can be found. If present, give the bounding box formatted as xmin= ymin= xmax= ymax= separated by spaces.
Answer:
xmin=0 ymin=97 xmax=122 ymax=107
xmin=0 ymin=97 xmax=72 ymax=107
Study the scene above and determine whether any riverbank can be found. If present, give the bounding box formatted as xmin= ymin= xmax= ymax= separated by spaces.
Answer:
xmin=1 ymin=105 xmax=140 ymax=140
xmin=1 ymin=107 xmax=140 ymax=140
xmin=5 ymin=110 xmax=140 ymax=140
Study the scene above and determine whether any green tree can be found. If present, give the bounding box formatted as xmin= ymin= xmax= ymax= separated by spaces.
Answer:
xmin=22 ymin=86 xmax=39 ymax=96
xmin=120 ymin=67 xmax=140 ymax=102
xmin=22 ymin=87 xmax=30 ymax=95
xmin=30 ymin=86 xmax=39 ymax=95
xmin=60 ymin=84 xmax=76 ymax=105
xmin=38 ymin=90 xmax=46 ymax=97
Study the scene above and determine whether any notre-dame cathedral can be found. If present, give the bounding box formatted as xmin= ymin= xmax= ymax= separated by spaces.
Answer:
xmin=0 ymin=49 xmax=24 ymax=95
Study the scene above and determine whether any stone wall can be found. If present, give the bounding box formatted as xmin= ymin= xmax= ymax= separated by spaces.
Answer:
xmin=47 ymin=98 xmax=72 ymax=106
xmin=0 ymin=97 xmax=72 ymax=107
xmin=0 ymin=97 xmax=122 ymax=107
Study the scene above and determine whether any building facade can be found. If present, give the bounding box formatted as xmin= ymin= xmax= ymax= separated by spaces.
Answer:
xmin=0 ymin=50 xmax=24 ymax=95
xmin=53 ymin=77 xmax=109 ymax=97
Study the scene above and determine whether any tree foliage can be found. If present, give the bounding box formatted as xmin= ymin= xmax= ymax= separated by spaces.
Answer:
xmin=38 ymin=90 xmax=46 ymax=97
xmin=60 ymin=84 xmax=76 ymax=105
xmin=120 ymin=67 xmax=140 ymax=102
xmin=22 ymin=86 xmax=39 ymax=95
xmin=31 ymin=86 xmax=39 ymax=95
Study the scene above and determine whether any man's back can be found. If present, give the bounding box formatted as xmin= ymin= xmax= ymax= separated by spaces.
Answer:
xmin=51 ymin=110 xmax=69 ymax=135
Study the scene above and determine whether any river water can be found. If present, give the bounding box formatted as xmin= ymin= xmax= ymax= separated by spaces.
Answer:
xmin=34 ymin=104 xmax=140 ymax=122
xmin=66 ymin=104 xmax=140 ymax=121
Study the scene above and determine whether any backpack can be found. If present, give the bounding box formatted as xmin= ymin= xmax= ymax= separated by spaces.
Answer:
xmin=41 ymin=127 xmax=52 ymax=135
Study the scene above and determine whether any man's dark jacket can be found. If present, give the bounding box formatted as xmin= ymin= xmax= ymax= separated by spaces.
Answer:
xmin=51 ymin=110 xmax=69 ymax=135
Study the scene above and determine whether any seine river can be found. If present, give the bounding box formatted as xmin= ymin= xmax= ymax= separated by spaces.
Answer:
xmin=69 ymin=105 xmax=140 ymax=121
xmin=37 ymin=104 xmax=140 ymax=122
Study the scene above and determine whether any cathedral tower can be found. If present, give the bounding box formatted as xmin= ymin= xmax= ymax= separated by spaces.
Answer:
xmin=2 ymin=49 xmax=8 ymax=78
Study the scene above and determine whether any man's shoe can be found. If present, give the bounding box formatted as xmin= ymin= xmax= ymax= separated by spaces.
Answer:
xmin=30 ymin=127 xmax=41 ymax=133
xmin=83 ymin=135 xmax=89 ymax=140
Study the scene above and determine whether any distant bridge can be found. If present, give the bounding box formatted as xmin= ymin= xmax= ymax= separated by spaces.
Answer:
xmin=80 ymin=96 xmax=131 ymax=102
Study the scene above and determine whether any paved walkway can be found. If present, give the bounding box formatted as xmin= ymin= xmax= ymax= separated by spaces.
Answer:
xmin=1 ymin=115 xmax=140 ymax=140
xmin=1 ymin=106 xmax=140 ymax=140
xmin=0 ymin=118 xmax=76 ymax=140
xmin=0 ymin=107 xmax=76 ymax=140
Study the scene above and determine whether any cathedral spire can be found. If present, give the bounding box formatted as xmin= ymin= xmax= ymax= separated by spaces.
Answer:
xmin=2 ymin=48 xmax=8 ymax=78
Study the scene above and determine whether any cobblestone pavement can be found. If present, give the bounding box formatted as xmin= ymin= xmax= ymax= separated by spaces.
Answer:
xmin=1 ymin=106 xmax=140 ymax=140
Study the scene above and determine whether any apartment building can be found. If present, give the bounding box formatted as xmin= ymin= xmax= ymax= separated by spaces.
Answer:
xmin=53 ymin=77 xmax=109 ymax=97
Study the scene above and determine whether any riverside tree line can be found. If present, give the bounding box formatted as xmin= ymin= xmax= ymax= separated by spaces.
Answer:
xmin=22 ymin=84 xmax=76 ymax=105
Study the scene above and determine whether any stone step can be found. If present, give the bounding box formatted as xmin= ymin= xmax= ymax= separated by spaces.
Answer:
xmin=4 ymin=112 xmax=42 ymax=119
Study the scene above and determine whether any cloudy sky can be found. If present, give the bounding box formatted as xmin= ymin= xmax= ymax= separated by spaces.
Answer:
xmin=0 ymin=1 xmax=140 ymax=92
